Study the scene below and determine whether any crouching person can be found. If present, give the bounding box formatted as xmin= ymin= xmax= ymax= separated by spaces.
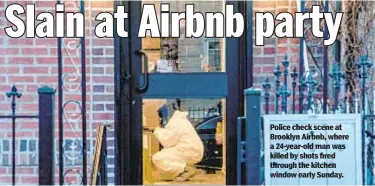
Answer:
xmin=151 ymin=110 xmax=204 ymax=182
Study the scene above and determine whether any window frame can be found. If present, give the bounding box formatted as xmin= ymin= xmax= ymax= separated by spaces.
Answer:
xmin=204 ymin=38 xmax=222 ymax=72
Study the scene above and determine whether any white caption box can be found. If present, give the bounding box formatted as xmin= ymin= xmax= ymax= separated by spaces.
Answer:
xmin=263 ymin=114 xmax=362 ymax=185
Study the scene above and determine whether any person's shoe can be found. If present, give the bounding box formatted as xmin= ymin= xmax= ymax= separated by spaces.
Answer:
xmin=173 ymin=165 xmax=197 ymax=182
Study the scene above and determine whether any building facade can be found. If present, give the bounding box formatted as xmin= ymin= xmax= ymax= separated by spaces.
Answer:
xmin=0 ymin=0 xmax=328 ymax=184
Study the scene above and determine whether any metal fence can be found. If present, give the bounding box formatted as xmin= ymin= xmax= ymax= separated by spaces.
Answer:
xmin=57 ymin=1 xmax=88 ymax=184
xmin=262 ymin=55 xmax=375 ymax=185
xmin=187 ymin=102 xmax=222 ymax=125
xmin=237 ymin=55 xmax=375 ymax=185
xmin=0 ymin=85 xmax=56 ymax=185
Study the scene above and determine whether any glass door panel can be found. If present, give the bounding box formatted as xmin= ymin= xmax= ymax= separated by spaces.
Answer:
xmin=140 ymin=1 xmax=228 ymax=184
xmin=142 ymin=98 xmax=226 ymax=184
xmin=141 ymin=1 xmax=226 ymax=74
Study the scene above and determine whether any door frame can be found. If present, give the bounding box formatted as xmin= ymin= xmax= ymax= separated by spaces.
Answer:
xmin=114 ymin=1 xmax=143 ymax=185
xmin=114 ymin=1 xmax=252 ymax=184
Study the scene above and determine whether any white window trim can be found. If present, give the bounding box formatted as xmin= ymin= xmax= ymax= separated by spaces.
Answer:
xmin=204 ymin=39 xmax=222 ymax=72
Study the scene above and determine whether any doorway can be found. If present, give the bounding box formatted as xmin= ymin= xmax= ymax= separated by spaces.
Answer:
xmin=114 ymin=1 xmax=245 ymax=184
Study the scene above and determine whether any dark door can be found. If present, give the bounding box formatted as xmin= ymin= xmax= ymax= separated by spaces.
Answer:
xmin=114 ymin=1 xmax=247 ymax=184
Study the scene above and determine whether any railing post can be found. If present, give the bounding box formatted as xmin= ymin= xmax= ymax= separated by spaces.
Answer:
xmin=6 ymin=85 xmax=22 ymax=185
xmin=274 ymin=65 xmax=281 ymax=114
xmin=291 ymin=67 xmax=298 ymax=114
xmin=38 ymin=86 xmax=56 ymax=185
xmin=356 ymin=55 xmax=373 ymax=185
xmin=244 ymin=88 xmax=262 ymax=185
xmin=262 ymin=78 xmax=271 ymax=114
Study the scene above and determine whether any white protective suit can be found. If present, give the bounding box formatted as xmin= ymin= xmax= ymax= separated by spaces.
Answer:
xmin=152 ymin=110 xmax=204 ymax=178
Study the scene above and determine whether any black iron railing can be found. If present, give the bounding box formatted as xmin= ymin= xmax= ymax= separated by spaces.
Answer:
xmin=57 ymin=0 xmax=87 ymax=184
xmin=261 ymin=55 xmax=375 ymax=185
xmin=0 ymin=85 xmax=55 ymax=185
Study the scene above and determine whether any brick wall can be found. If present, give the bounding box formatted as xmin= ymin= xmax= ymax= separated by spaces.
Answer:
xmin=252 ymin=0 xmax=301 ymax=113
xmin=252 ymin=0 xmax=325 ymax=113
xmin=0 ymin=0 xmax=116 ymax=184
xmin=0 ymin=1 xmax=303 ymax=185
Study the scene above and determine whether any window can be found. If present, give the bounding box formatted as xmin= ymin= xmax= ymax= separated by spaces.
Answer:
xmin=64 ymin=139 xmax=83 ymax=166
xmin=204 ymin=39 xmax=222 ymax=72
xmin=0 ymin=139 xmax=38 ymax=166
xmin=18 ymin=139 xmax=38 ymax=165
xmin=1 ymin=140 xmax=10 ymax=166
xmin=0 ymin=138 xmax=97 ymax=167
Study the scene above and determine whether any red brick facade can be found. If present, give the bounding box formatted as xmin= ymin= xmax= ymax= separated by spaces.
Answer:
xmin=0 ymin=1 xmax=303 ymax=184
